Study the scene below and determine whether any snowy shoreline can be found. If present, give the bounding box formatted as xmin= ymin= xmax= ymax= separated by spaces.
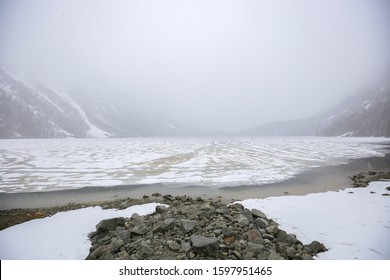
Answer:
xmin=0 ymin=180 xmax=389 ymax=260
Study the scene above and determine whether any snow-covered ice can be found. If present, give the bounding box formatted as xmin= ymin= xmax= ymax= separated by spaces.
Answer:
xmin=0 ymin=137 xmax=388 ymax=193
xmin=0 ymin=203 xmax=164 ymax=259
xmin=238 ymin=181 xmax=390 ymax=260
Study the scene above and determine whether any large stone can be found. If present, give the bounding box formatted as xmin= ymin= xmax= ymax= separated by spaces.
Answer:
xmin=275 ymin=229 xmax=298 ymax=245
xmin=167 ymin=240 xmax=181 ymax=251
xmin=247 ymin=242 xmax=265 ymax=253
xmin=110 ymin=237 xmax=125 ymax=253
xmin=246 ymin=228 xmax=264 ymax=244
xmin=255 ymin=218 xmax=269 ymax=229
xmin=156 ymin=205 xmax=168 ymax=213
xmin=190 ymin=235 xmax=220 ymax=256
xmin=215 ymin=207 xmax=229 ymax=215
xmin=251 ymin=209 xmax=267 ymax=219
xmin=266 ymin=224 xmax=279 ymax=235
xmin=162 ymin=218 xmax=175 ymax=231
xmin=181 ymin=242 xmax=192 ymax=252
xmin=241 ymin=209 xmax=254 ymax=222
xmin=229 ymin=203 xmax=244 ymax=211
xmin=130 ymin=223 xmax=148 ymax=235
xmin=137 ymin=242 xmax=154 ymax=259
xmin=238 ymin=214 xmax=250 ymax=227
xmin=95 ymin=217 xmax=125 ymax=234
xmin=181 ymin=219 xmax=197 ymax=233
xmin=307 ymin=241 xmax=327 ymax=254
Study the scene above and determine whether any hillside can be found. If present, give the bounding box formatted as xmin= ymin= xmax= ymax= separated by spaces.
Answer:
xmin=240 ymin=78 xmax=390 ymax=137
xmin=0 ymin=68 xmax=193 ymax=138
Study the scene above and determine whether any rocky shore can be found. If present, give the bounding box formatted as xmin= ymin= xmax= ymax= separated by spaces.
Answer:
xmin=86 ymin=194 xmax=326 ymax=260
xmin=1 ymin=169 xmax=389 ymax=260
xmin=350 ymin=171 xmax=390 ymax=188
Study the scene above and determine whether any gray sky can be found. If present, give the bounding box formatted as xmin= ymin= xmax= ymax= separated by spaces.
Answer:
xmin=1 ymin=0 xmax=389 ymax=132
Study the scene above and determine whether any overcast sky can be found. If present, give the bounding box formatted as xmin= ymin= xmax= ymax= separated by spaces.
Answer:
xmin=1 ymin=0 xmax=389 ymax=132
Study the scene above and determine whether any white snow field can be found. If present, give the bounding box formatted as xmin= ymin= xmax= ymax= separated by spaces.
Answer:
xmin=239 ymin=181 xmax=390 ymax=260
xmin=0 ymin=203 xmax=164 ymax=259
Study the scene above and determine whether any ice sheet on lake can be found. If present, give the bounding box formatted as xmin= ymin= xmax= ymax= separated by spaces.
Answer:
xmin=0 ymin=137 xmax=388 ymax=193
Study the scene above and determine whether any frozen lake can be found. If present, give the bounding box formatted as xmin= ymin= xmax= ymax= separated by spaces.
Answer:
xmin=0 ymin=137 xmax=389 ymax=193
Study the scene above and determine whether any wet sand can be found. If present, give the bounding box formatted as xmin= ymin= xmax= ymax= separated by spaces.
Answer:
xmin=1 ymin=153 xmax=390 ymax=210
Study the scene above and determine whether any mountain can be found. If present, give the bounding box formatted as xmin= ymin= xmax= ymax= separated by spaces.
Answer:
xmin=240 ymin=77 xmax=390 ymax=137
xmin=315 ymin=86 xmax=390 ymax=137
xmin=0 ymin=68 xmax=194 ymax=138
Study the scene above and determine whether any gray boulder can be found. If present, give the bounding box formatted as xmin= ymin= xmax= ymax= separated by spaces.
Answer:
xmin=190 ymin=235 xmax=219 ymax=256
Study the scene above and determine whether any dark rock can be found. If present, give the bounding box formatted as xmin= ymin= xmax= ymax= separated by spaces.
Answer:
xmin=246 ymin=228 xmax=264 ymax=244
xmin=307 ymin=241 xmax=327 ymax=254
xmin=247 ymin=242 xmax=265 ymax=254
xmin=162 ymin=218 xmax=175 ymax=231
xmin=241 ymin=209 xmax=254 ymax=222
xmin=137 ymin=242 xmax=154 ymax=259
xmin=181 ymin=219 xmax=197 ymax=233
xmin=167 ymin=240 xmax=181 ymax=251
xmin=251 ymin=209 xmax=267 ymax=219
xmin=181 ymin=242 xmax=192 ymax=252
xmin=229 ymin=203 xmax=244 ymax=211
xmin=275 ymin=229 xmax=298 ymax=245
xmin=255 ymin=218 xmax=269 ymax=228
xmin=130 ymin=223 xmax=148 ymax=235
xmin=156 ymin=205 xmax=168 ymax=213
xmin=266 ymin=224 xmax=279 ymax=235
xmin=95 ymin=217 xmax=125 ymax=234
xmin=238 ymin=214 xmax=250 ymax=227
xmin=233 ymin=250 xmax=242 ymax=260
xmin=263 ymin=233 xmax=275 ymax=240
xmin=190 ymin=235 xmax=219 ymax=256
xmin=215 ymin=207 xmax=229 ymax=215
xmin=163 ymin=195 xmax=175 ymax=201
xmin=111 ymin=237 xmax=125 ymax=253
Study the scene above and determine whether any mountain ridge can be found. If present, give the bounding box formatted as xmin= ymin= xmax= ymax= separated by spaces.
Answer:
xmin=0 ymin=67 xmax=193 ymax=138
xmin=238 ymin=78 xmax=390 ymax=138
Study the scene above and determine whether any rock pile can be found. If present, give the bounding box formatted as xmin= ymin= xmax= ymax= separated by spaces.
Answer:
xmin=350 ymin=171 xmax=390 ymax=187
xmin=86 ymin=194 xmax=327 ymax=260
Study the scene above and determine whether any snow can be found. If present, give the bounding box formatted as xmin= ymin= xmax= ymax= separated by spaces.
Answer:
xmin=0 ymin=203 xmax=164 ymax=260
xmin=33 ymin=79 xmax=111 ymax=138
xmin=1 ymin=182 xmax=389 ymax=260
xmin=0 ymin=137 xmax=388 ymax=193
xmin=238 ymin=181 xmax=390 ymax=260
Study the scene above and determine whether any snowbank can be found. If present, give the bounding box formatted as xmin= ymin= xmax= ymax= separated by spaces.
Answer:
xmin=1 ymin=181 xmax=389 ymax=260
xmin=0 ymin=203 xmax=163 ymax=259
xmin=239 ymin=181 xmax=390 ymax=259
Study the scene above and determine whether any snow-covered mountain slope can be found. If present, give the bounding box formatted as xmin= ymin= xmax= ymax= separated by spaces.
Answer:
xmin=240 ymin=75 xmax=390 ymax=137
xmin=315 ymin=85 xmax=390 ymax=137
xmin=0 ymin=67 xmax=194 ymax=139
xmin=0 ymin=68 xmax=95 ymax=138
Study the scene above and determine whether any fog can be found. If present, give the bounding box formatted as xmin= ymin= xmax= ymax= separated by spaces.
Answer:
xmin=1 ymin=0 xmax=389 ymax=132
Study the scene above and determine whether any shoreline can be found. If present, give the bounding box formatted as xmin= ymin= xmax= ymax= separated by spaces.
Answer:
xmin=1 ymin=153 xmax=390 ymax=211
xmin=0 ymin=153 xmax=390 ymax=231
